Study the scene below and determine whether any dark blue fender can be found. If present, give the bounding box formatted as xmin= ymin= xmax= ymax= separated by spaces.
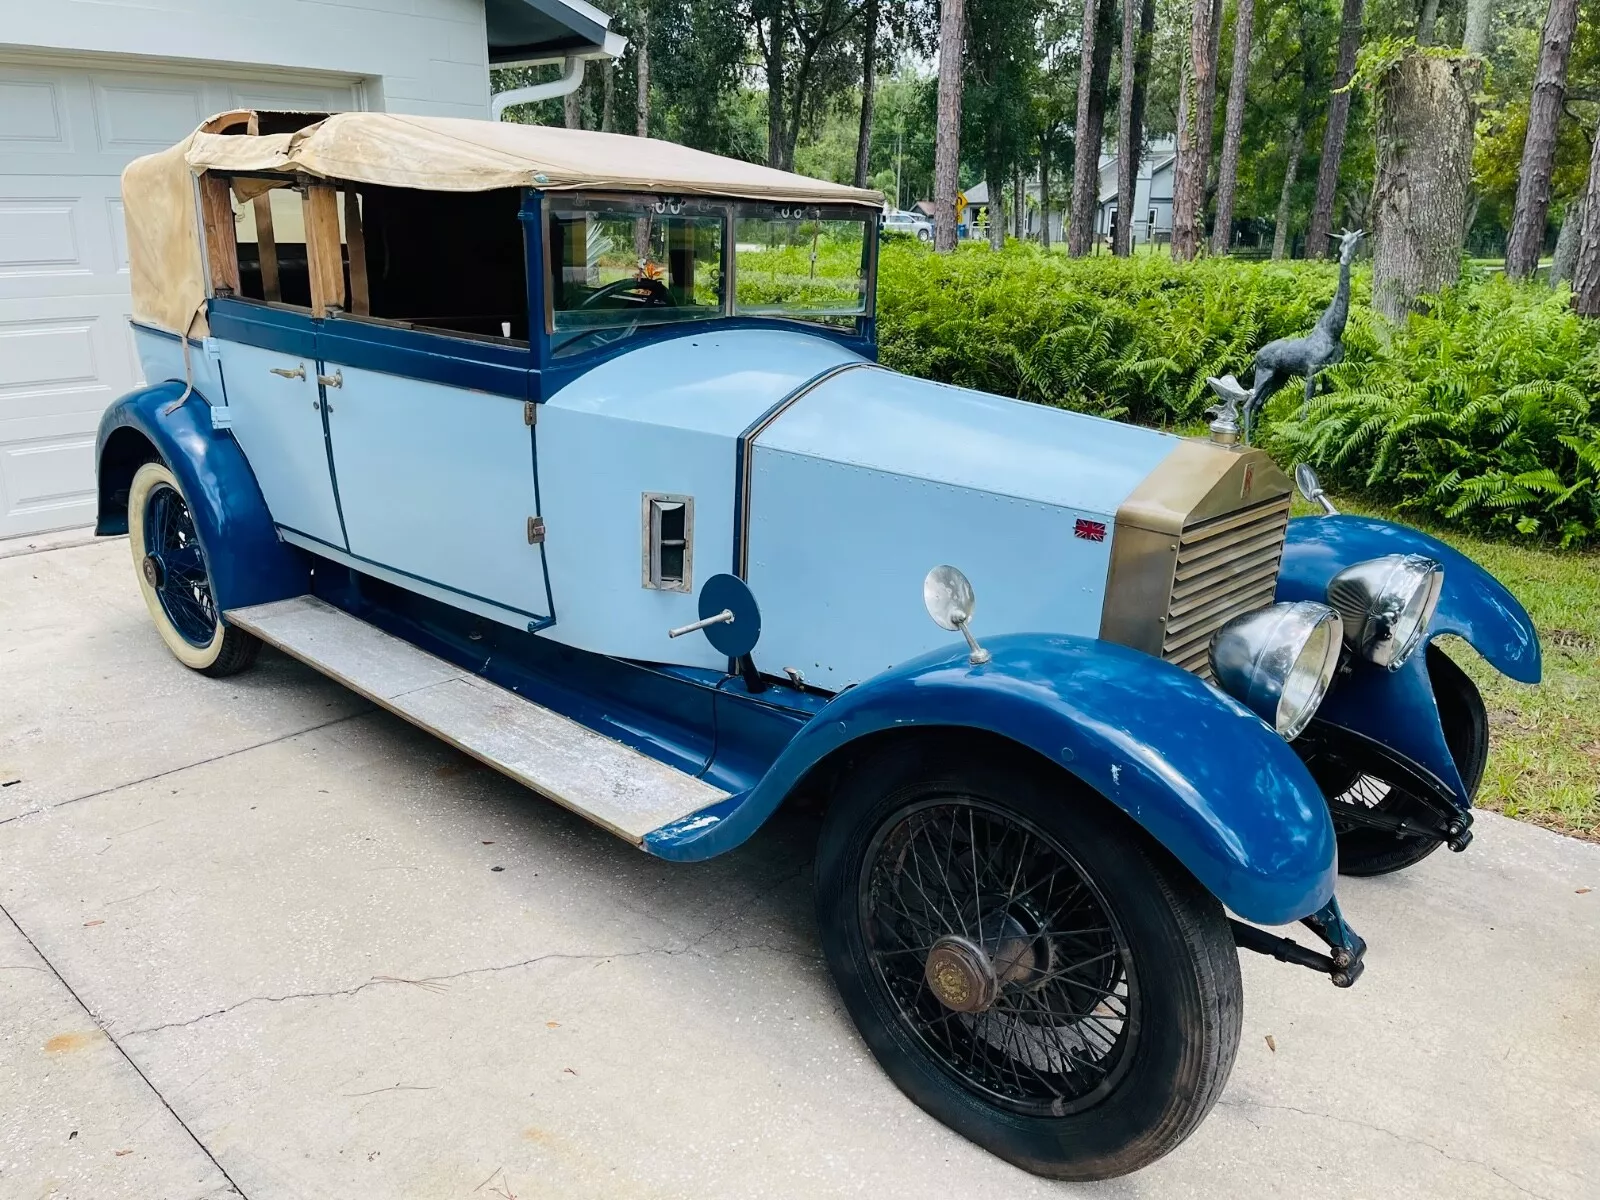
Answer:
xmin=1277 ymin=515 xmax=1541 ymax=807
xmin=647 ymin=634 xmax=1337 ymax=927
xmin=95 ymin=381 xmax=309 ymax=611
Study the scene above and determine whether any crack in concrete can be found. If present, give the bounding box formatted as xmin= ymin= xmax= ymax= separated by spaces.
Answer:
xmin=120 ymin=938 xmax=819 ymax=1040
xmin=1217 ymin=1097 xmax=1565 ymax=1200
xmin=0 ymin=901 xmax=249 ymax=1198
xmin=0 ymin=710 xmax=373 ymax=828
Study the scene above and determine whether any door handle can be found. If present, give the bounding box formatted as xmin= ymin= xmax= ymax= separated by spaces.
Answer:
xmin=269 ymin=364 xmax=306 ymax=380
xmin=317 ymin=370 xmax=343 ymax=388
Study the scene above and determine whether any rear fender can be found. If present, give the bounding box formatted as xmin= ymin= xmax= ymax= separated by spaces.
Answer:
xmin=1277 ymin=516 xmax=1540 ymax=808
xmin=647 ymin=634 xmax=1336 ymax=927
xmin=95 ymin=381 xmax=308 ymax=611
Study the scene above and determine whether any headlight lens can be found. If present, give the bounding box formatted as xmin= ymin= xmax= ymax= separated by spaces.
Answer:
xmin=1210 ymin=601 xmax=1343 ymax=740
xmin=1326 ymin=553 xmax=1443 ymax=670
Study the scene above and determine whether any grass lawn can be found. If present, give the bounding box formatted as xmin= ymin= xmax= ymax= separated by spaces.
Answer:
xmin=1305 ymin=496 xmax=1600 ymax=842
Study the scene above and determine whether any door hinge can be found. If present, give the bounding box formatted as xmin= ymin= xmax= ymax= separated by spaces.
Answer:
xmin=524 ymin=401 xmax=537 ymax=426
xmin=526 ymin=516 xmax=546 ymax=545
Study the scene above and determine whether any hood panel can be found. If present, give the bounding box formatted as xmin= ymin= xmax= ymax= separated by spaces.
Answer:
xmin=759 ymin=367 xmax=1182 ymax=518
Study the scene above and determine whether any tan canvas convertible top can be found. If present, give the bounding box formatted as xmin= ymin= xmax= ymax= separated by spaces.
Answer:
xmin=124 ymin=111 xmax=885 ymax=337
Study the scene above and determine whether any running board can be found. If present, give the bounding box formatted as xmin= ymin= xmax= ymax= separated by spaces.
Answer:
xmin=225 ymin=596 xmax=730 ymax=844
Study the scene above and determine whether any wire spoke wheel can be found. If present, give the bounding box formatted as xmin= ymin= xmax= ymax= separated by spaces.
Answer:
xmin=860 ymin=797 xmax=1138 ymax=1117
xmin=143 ymin=482 xmax=218 ymax=647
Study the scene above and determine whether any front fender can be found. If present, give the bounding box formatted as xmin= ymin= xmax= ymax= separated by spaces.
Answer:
xmin=1279 ymin=516 xmax=1540 ymax=682
xmin=95 ymin=382 xmax=308 ymax=611
xmin=649 ymin=634 xmax=1336 ymax=927
xmin=1277 ymin=515 xmax=1541 ymax=808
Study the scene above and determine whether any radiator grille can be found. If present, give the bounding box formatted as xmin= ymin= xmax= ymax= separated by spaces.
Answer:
xmin=1161 ymin=495 xmax=1292 ymax=679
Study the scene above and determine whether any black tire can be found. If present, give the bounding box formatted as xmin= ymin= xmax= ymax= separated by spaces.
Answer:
xmin=815 ymin=740 xmax=1242 ymax=1181
xmin=128 ymin=461 xmax=262 ymax=678
xmin=1332 ymin=644 xmax=1487 ymax=877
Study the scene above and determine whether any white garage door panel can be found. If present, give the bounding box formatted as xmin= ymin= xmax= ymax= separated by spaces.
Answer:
xmin=0 ymin=55 xmax=361 ymax=537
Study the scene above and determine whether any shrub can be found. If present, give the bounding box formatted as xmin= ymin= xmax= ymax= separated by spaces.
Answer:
xmin=877 ymin=242 xmax=1600 ymax=545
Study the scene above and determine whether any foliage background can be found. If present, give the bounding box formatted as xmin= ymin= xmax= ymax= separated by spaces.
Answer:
xmin=876 ymin=241 xmax=1600 ymax=545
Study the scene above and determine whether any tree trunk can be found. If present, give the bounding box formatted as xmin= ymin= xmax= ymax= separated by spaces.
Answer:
xmin=1069 ymin=0 xmax=1106 ymax=256
xmin=1371 ymin=51 xmax=1481 ymax=322
xmin=1272 ymin=122 xmax=1304 ymax=260
xmin=563 ymin=81 xmax=583 ymax=129
xmin=601 ymin=61 xmax=615 ymax=133
xmin=1463 ymin=0 xmax=1493 ymax=54
xmin=763 ymin=15 xmax=788 ymax=169
xmin=1210 ymin=0 xmax=1255 ymax=255
xmin=1171 ymin=0 xmax=1222 ymax=261
xmin=1505 ymin=0 xmax=1579 ymax=281
xmin=1040 ymin=142 xmax=1052 ymax=249
xmin=855 ymin=0 xmax=879 ymax=189
xmin=1573 ymin=122 xmax=1600 ymax=313
xmin=985 ymin=173 xmax=998 ymax=249
xmin=1552 ymin=196 xmax=1584 ymax=285
xmin=1418 ymin=0 xmax=1440 ymax=46
xmin=636 ymin=3 xmax=650 ymax=137
xmin=1015 ymin=162 xmax=1026 ymax=240
xmin=933 ymin=0 xmax=966 ymax=252
xmin=1114 ymin=0 xmax=1156 ymax=256
xmin=1307 ymin=0 xmax=1364 ymax=258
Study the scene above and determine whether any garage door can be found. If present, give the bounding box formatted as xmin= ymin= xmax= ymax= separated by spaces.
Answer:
xmin=0 ymin=54 xmax=363 ymax=538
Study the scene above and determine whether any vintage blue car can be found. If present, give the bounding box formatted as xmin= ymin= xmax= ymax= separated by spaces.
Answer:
xmin=97 ymin=111 xmax=1540 ymax=1180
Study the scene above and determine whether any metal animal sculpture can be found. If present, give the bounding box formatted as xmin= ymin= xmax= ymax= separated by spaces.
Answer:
xmin=1207 ymin=229 xmax=1364 ymax=443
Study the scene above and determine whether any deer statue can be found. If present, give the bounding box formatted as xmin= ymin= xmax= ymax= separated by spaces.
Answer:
xmin=1205 ymin=228 xmax=1364 ymax=445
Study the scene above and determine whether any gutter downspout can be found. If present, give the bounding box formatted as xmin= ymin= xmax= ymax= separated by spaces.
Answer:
xmin=491 ymin=56 xmax=586 ymax=120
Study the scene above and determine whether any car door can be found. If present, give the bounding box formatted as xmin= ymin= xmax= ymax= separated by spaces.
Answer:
xmin=309 ymin=183 xmax=550 ymax=629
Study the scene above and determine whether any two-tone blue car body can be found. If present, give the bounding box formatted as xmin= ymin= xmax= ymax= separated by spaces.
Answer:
xmin=98 ymin=111 xmax=1538 ymax=1181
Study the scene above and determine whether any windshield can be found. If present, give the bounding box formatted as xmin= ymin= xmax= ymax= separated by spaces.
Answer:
xmin=547 ymin=199 xmax=725 ymax=356
xmin=733 ymin=206 xmax=871 ymax=321
xmin=544 ymin=196 xmax=875 ymax=355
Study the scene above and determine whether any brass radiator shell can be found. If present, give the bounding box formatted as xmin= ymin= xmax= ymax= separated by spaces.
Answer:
xmin=1099 ymin=441 xmax=1292 ymax=677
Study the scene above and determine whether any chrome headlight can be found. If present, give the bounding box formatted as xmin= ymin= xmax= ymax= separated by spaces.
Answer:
xmin=1326 ymin=554 xmax=1443 ymax=670
xmin=1210 ymin=601 xmax=1343 ymax=740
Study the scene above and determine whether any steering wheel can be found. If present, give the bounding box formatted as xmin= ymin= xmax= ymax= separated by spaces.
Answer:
xmin=579 ymin=276 xmax=677 ymax=309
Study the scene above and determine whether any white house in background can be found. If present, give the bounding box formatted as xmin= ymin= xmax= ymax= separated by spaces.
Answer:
xmin=1095 ymin=137 xmax=1176 ymax=246
xmin=0 ymin=0 xmax=618 ymax=538
xmin=962 ymin=137 xmax=1176 ymax=247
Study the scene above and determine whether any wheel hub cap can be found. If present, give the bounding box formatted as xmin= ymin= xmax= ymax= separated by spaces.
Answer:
xmin=924 ymin=935 xmax=998 ymax=1014
xmin=141 ymin=553 xmax=164 ymax=589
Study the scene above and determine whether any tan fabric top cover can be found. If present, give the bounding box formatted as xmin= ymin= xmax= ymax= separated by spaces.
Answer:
xmin=124 ymin=113 xmax=885 ymax=336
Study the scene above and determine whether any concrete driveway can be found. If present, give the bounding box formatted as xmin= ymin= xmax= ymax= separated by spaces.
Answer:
xmin=3 ymin=534 xmax=1597 ymax=1200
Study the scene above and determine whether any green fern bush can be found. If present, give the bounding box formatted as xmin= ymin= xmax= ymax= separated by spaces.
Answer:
xmin=1264 ymin=277 xmax=1600 ymax=545
xmin=877 ymin=242 xmax=1600 ymax=545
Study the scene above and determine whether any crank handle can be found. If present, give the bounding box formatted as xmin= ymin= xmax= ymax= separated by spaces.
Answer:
xmin=269 ymin=364 xmax=306 ymax=380
xmin=669 ymin=609 xmax=734 ymax=639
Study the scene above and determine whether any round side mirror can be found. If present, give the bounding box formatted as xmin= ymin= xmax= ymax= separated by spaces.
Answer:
xmin=1294 ymin=464 xmax=1338 ymax=515
xmin=923 ymin=565 xmax=976 ymax=631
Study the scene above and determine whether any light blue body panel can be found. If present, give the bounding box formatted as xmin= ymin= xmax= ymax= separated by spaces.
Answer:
xmin=1277 ymin=515 xmax=1542 ymax=807
xmin=215 ymin=341 xmax=346 ymax=548
xmin=322 ymin=366 xmax=550 ymax=626
xmin=131 ymin=325 xmax=227 ymax=400
xmin=646 ymin=633 xmax=1338 ymax=927
xmin=746 ymin=371 xmax=1182 ymax=688
xmin=538 ymin=329 xmax=862 ymax=665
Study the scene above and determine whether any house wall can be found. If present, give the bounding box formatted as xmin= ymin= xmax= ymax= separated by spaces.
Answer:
xmin=0 ymin=0 xmax=491 ymax=117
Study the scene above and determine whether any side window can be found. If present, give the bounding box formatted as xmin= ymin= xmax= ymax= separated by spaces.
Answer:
xmin=211 ymin=175 xmax=529 ymax=343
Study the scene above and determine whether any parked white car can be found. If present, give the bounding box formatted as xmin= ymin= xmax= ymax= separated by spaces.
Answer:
xmin=882 ymin=208 xmax=933 ymax=240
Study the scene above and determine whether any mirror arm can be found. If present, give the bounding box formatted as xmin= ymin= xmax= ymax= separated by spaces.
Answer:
xmin=953 ymin=614 xmax=991 ymax=666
